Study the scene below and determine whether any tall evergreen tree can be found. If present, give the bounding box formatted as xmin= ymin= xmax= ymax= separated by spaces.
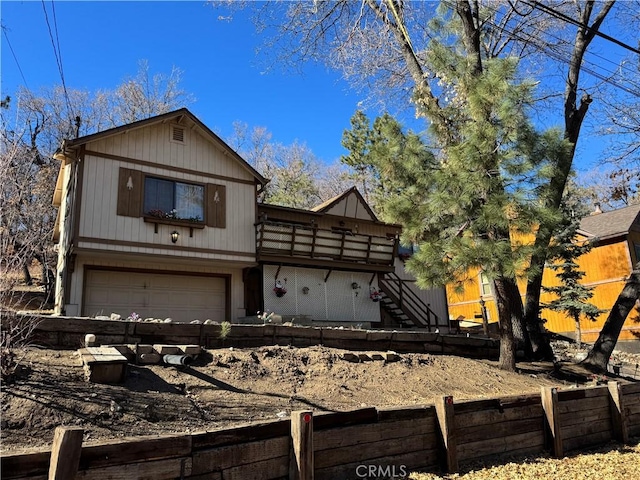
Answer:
xmin=541 ymin=202 xmax=607 ymax=348
xmin=343 ymin=78 xmax=567 ymax=371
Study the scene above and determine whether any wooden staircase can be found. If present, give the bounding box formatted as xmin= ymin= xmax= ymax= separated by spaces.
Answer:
xmin=378 ymin=272 xmax=440 ymax=330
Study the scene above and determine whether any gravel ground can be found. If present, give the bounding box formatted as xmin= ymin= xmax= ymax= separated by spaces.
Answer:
xmin=411 ymin=441 xmax=640 ymax=480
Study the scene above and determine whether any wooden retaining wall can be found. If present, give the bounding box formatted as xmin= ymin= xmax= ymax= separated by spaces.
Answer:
xmin=454 ymin=394 xmax=546 ymax=464
xmin=557 ymin=386 xmax=613 ymax=453
xmin=16 ymin=316 xmax=500 ymax=358
xmin=3 ymin=382 xmax=640 ymax=480
xmin=622 ymin=383 xmax=640 ymax=439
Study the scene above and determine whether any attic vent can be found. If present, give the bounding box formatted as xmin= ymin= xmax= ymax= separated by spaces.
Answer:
xmin=171 ymin=125 xmax=185 ymax=143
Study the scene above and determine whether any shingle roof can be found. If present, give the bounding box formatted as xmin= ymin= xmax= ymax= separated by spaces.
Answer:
xmin=579 ymin=203 xmax=640 ymax=240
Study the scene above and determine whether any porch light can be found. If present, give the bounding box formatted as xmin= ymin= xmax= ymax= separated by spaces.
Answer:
xmin=171 ymin=231 xmax=179 ymax=243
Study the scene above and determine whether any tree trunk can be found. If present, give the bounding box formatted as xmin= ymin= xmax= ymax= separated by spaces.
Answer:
xmin=22 ymin=261 xmax=33 ymax=286
xmin=493 ymin=276 xmax=519 ymax=371
xmin=523 ymin=240 xmax=556 ymax=360
xmin=582 ymin=263 xmax=640 ymax=372
xmin=522 ymin=1 xmax=614 ymax=361
xmin=575 ymin=316 xmax=582 ymax=350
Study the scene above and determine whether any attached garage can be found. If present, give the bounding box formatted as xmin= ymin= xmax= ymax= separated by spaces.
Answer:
xmin=83 ymin=268 xmax=228 ymax=322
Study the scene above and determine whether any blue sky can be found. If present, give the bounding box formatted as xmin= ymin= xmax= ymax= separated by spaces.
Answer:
xmin=1 ymin=1 xmax=375 ymax=164
xmin=1 ymin=1 xmax=635 ymax=172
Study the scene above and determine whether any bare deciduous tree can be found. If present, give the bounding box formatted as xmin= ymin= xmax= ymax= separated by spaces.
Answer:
xmin=1 ymin=62 xmax=193 ymax=311
xmin=228 ymin=122 xmax=343 ymax=209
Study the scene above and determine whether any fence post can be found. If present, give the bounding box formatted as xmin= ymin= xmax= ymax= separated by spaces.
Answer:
xmin=435 ymin=395 xmax=458 ymax=473
xmin=608 ymin=381 xmax=629 ymax=443
xmin=541 ymin=387 xmax=563 ymax=458
xmin=290 ymin=410 xmax=314 ymax=480
xmin=48 ymin=426 xmax=83 ymax=480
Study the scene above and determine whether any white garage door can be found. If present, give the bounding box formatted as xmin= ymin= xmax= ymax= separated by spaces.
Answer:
xmin=83 ymin=269 xmax=226 ymax=322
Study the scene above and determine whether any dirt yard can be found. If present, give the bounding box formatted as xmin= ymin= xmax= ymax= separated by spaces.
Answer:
xmin=0 ymin=343 xmax=603 ymax=453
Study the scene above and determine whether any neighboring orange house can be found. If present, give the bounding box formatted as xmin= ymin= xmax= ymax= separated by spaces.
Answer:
xmin=446 ymin=203 xmax=640 ymax=349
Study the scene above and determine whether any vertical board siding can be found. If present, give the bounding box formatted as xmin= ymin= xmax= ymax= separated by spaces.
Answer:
xmin=79 ymin=157 xmax=256 ymax=254
xmin=78 ymin=121 xmax=257 ymax=257
xmin=392 ymin=259 xmax=449 ymax=326
xmin=446 ymin=233 xmax=637 ymax=342
xmin=263 ymin=265 xmax=381 ymax=323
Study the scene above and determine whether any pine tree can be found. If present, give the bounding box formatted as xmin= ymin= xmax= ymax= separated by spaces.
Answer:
xmin=542 ymin=203 xmax=607 ymax=348
xmin=341 ymin=32 xmax=571 ymax=371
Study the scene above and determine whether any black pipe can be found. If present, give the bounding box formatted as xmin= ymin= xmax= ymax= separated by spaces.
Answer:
xmin=163 ymin=354 xmax=193 ymax=366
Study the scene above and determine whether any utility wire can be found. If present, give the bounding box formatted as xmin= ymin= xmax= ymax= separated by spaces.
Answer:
xmin=478 ymin=9 xmax=640 ymax=98
xmin=454 ymin=0 xmax=640 ymax=97
xmin=524 ymin=0 xmax=640 ymax=56
xmin=1 ymin=25 xmax=29 ymax=89
xmin=474 ymin=0 xmax=638 ymax=79
xmin=499 ymin=3 xmax=638 ymax=79
xmin=41 ymin=0 xmax=74 ymax=119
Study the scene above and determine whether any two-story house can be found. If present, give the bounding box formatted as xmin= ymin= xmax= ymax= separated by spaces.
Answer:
xmin=52 ymin=109 xmax=266 ymax=322
xmin=52 ymin=109 xmax=448 ymax=329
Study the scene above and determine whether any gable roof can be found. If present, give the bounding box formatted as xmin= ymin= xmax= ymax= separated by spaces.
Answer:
xmin=311 ymin=187 xmax=379 ymax=222
xmin=579 ymin=203 xmax=640 ymax=241
xmin=59 ymin=108 xmax=266 ymax=185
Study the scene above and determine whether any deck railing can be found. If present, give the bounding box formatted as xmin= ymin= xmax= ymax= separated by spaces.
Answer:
xmin=256 ymin=221 xmax=397 ymax=267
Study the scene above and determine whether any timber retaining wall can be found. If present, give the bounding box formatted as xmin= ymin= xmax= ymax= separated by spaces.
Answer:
xmin=3 ymin=383 xmax=640 ymax=479
xmin=12 ymin=315 xmax=500 ymax=358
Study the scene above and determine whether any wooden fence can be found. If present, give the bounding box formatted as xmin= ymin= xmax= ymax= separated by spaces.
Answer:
xmin=16 ymin=316 xmax=500 ymax=358
xmin=3 ymin=382 xmax=640 ymax=479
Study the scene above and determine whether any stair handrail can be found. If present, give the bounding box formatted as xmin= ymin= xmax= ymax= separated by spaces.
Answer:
xmin=378 ymin=272 xmax=440 ymax=329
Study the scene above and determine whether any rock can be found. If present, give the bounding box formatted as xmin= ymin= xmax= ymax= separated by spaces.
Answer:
xmin=144 ymin=317 xmax=155 ymax=322
xmin=384 ymin=351 xmax=400 ymax=362
xmin=180 ymin=345 xmax=201 ymax=355
xmin=342 ymin=352 xmax=360 ymax=363
xmin=204 ymin=319 xmax=214 ymax=325
xmin=154 ymin=344 xmax=180 ymax=355
xmin=139 ymin=353 xmax=162 ymax=364
xmin=95 ymin=315 xmax=110 ymax=320
xmin=164 ymin=318 xmax=173 ymax=323
xmin=110 ymin=313 xmax=121 ymax=321
xmin=84 ymin=333 xmax=97 ymax=347
xmin=190 ymin=320 xmax=202 ymax=324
